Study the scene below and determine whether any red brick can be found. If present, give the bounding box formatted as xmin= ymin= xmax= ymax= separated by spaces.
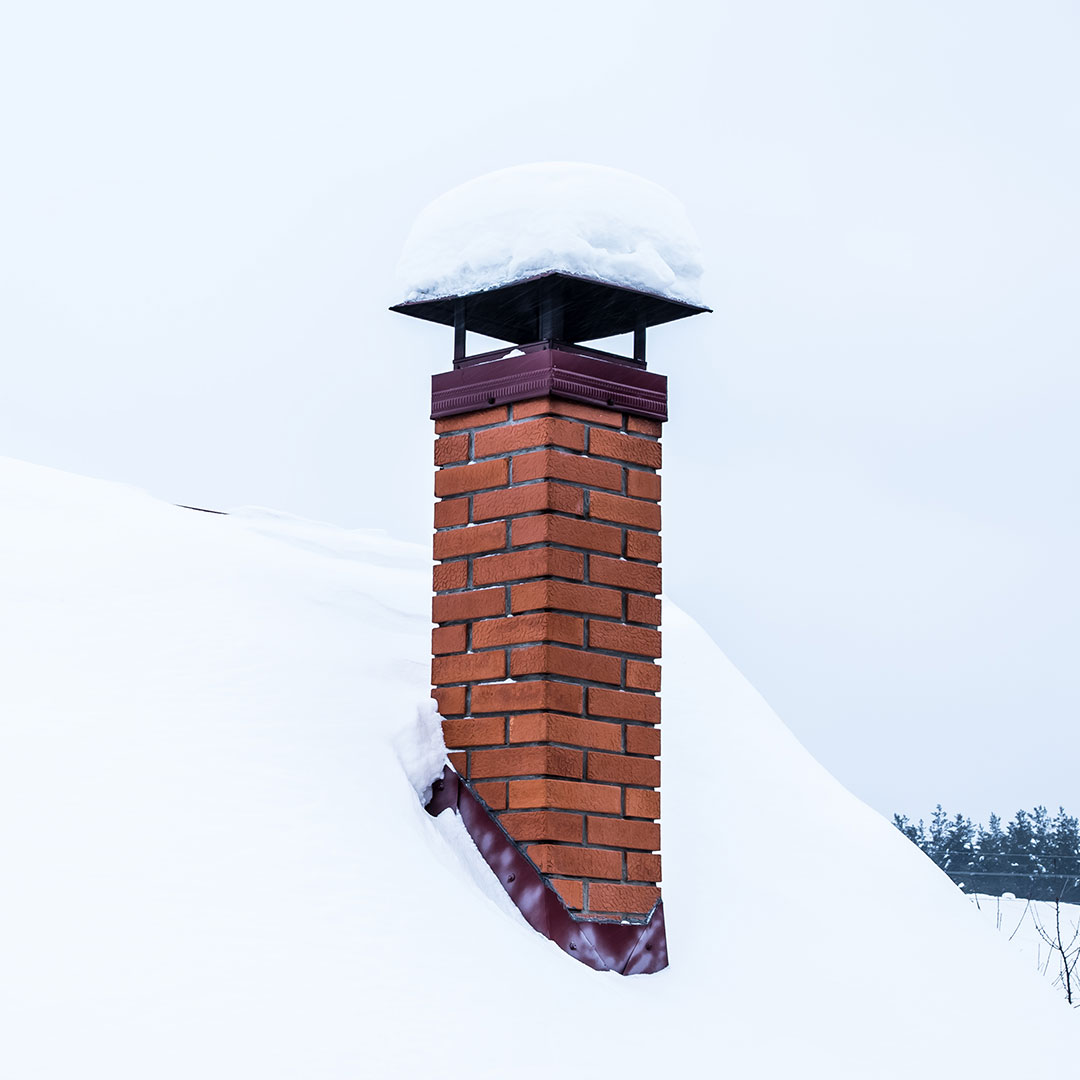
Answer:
xmin=588 ymin=687 xmax=660 ymax=725
xmin=500 ymin=811 xmax=584 ymax=843
xmin=472 ymin=482 xmax=583 ymax=521
xmin=625 ymin=724 xmax=661 ymax=755
xmin=435 ymin=406 xmax=508 ymax=432
xmin=627 ymin=416 xmax=663 ymax=437
xmin=433 ymin=521 xmax=506 ymax=560
xmin=474 ymin=781 xmax=507 ymax=810
xmin=588 ymin=428 xmax=662 ymax=469
xmin=550 ymin=878 xmax=584 ymax=909
xmin=432 ymin=651 xmax=505 ymax=685
xmin=435 ymin=458 xmax=508 ymax=497
xmin=626 ymin=789 xmax=660 ymax=819
xmin=510 ymin=644 xmax=621 ymax=685
xmin=589 ymin=491 xmax=661 ymax=530
xmin=512 ymin=449 xmax=622 ymax=491
xmin=514 ymin=397 xmax=622 ymax=427
xmin=432 ymin=624 xmax=467 ymax=655
xmin=434 ymin=497 xmax=470 ymax=528
xmin=508 ymin=713 xmax=622 ymax=751
xmin=434 ymin=433 xmax=469 ymax=465
xmin=509 ymin=778 xmax=621 ymax=813
xmin=448 ymin=751 xmax=467 ymax=773
xmin=469 ymin=745 xmax=583 ymax=780
xmin=588 ymin=621 xmax=661 ymax=658
xmin=470 ymin=613 xmax=584 ymax=649
xmin=512 ymin=580 xmax=622 ymax=617
xmin=472 ymin=547 xmax=583 ymax=586
xmin=627 ymin=852 xmax=662 ymax=882
xmin=511 ymin=514 xmax=622 ymax=555
xmin=625 ymin=530 xmax=661 ymax=563
xmin=474 ymin=417 xmax=585 ymax=458
xmin=433 ymin=588 xmax=505 ymax=624
xmin=626 ymin=660 xmax=661 ymax=692
xmin=471 ymin=680 xmax=583 ymax=715
xmin=587 ymin=816 xmax=660 ymax=850
xmin=432 ymin=685 xmax=465 ymax=716
xmin=588 ymin=883 xmax=660 ymax=914
xmin=526 ymin=844 xmax=621 ymax=879
xmin=626 ymin=470 xmax=661 ymax=501
xmin=626 ymin=595 xmax=661 ymax=626
xmin=587 ymin=751 xmax=661 ymax=787
xmin=432 ymin=561 xmax=468 ymax=592
xmin=589 ymin=555 xmax=661 ymax=594
xmin=441 ymin=716 xmax=505 ymax=747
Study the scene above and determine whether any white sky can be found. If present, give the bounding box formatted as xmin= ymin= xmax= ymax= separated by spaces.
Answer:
xmin=2 ymin=0 xmax=1077 ymax=824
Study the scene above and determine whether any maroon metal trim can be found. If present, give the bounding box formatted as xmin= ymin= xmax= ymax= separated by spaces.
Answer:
xmin=431 ymin=345 xmax=668 ymax=422
xmin=425 ymin=765 xmax=668 ymax=975
xmin=454 ymin=339 xmax=646 ymax=371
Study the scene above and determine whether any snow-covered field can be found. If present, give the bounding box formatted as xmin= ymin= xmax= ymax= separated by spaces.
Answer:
xmin=968 ymin=894 xmax=1080 ymax=1003
xmin=1 ymin=455 xmax=1074 ymax=1079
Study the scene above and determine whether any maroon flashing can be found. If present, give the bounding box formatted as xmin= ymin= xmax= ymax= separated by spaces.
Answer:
xmin=425 ymin=765 xmax=668 ymax=975
xmin=431 ymin=343 xmax=668 ymax=422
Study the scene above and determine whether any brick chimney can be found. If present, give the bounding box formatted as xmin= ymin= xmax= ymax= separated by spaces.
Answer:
xmin=392 ymin=253 xmax=707 ymax=929
xmin=431 ymin=386 xmax=664 ymax=919
xmin=390 ymin=163 xmax=706 ymax=955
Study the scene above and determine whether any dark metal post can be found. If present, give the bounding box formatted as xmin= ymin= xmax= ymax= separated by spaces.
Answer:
xmin=633 ymin=319 xmax=647 ymax=364
xmin=454 ymin=299 xmax=466 ymax=364
xmin=539 ymin=277 xmax=564 ymax=343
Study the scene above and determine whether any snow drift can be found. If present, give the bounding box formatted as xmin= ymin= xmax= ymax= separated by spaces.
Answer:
xmin=0 ymin=456 xmax=1073 ymax=1079
xmin=396 ymin=162 xmax=706 ymax=307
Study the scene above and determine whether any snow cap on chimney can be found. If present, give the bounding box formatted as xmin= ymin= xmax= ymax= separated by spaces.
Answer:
xmin=396 ymin=162 xmax=706 ymax=307
xmin=393 ymin=163 xmax=708 ymax=361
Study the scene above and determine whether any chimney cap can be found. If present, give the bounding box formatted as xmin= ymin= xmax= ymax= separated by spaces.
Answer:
xmin=392 ymin=163 xmax=709 ymax=349
xmin=391 ymin=270 xmax=709 ymax=347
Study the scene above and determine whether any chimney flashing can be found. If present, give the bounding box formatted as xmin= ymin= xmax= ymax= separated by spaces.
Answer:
xmin=426 ymin=764 xmax=668 ymax=974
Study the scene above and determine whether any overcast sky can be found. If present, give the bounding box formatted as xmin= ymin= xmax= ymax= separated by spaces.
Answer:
xmin=2 ymin=0 xmax=1077 ymax=824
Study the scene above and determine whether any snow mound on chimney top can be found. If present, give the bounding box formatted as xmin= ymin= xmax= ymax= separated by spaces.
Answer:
xmin=396 ymin=162 xmax=705 ymax=307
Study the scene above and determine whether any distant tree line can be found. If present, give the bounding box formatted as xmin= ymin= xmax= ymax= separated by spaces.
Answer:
xmin=893 ymin=806 xmax=1080 ymax=902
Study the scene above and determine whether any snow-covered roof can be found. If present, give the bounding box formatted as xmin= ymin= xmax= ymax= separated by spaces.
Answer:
xmin=396 ymin=162 xmax=706 ymax=307
xmin=1 ymin=457 xmax=1074 ymax=1077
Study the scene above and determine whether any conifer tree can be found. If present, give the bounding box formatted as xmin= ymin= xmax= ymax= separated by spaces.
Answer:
xmin=976 ymin=813 xmax=1006 ymax=893
xmin=892 ymin=814 xmax=927 ymax=852
xmin=1005 ymin=809 xmax=1036 ymax=897
xmin=928 ymin=805 xmax=950 ymax=865
xmin=1048 ymin=808 xmax=1080 ymax=902
xmin=946 ymin=813 xmax=976 ymax=882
